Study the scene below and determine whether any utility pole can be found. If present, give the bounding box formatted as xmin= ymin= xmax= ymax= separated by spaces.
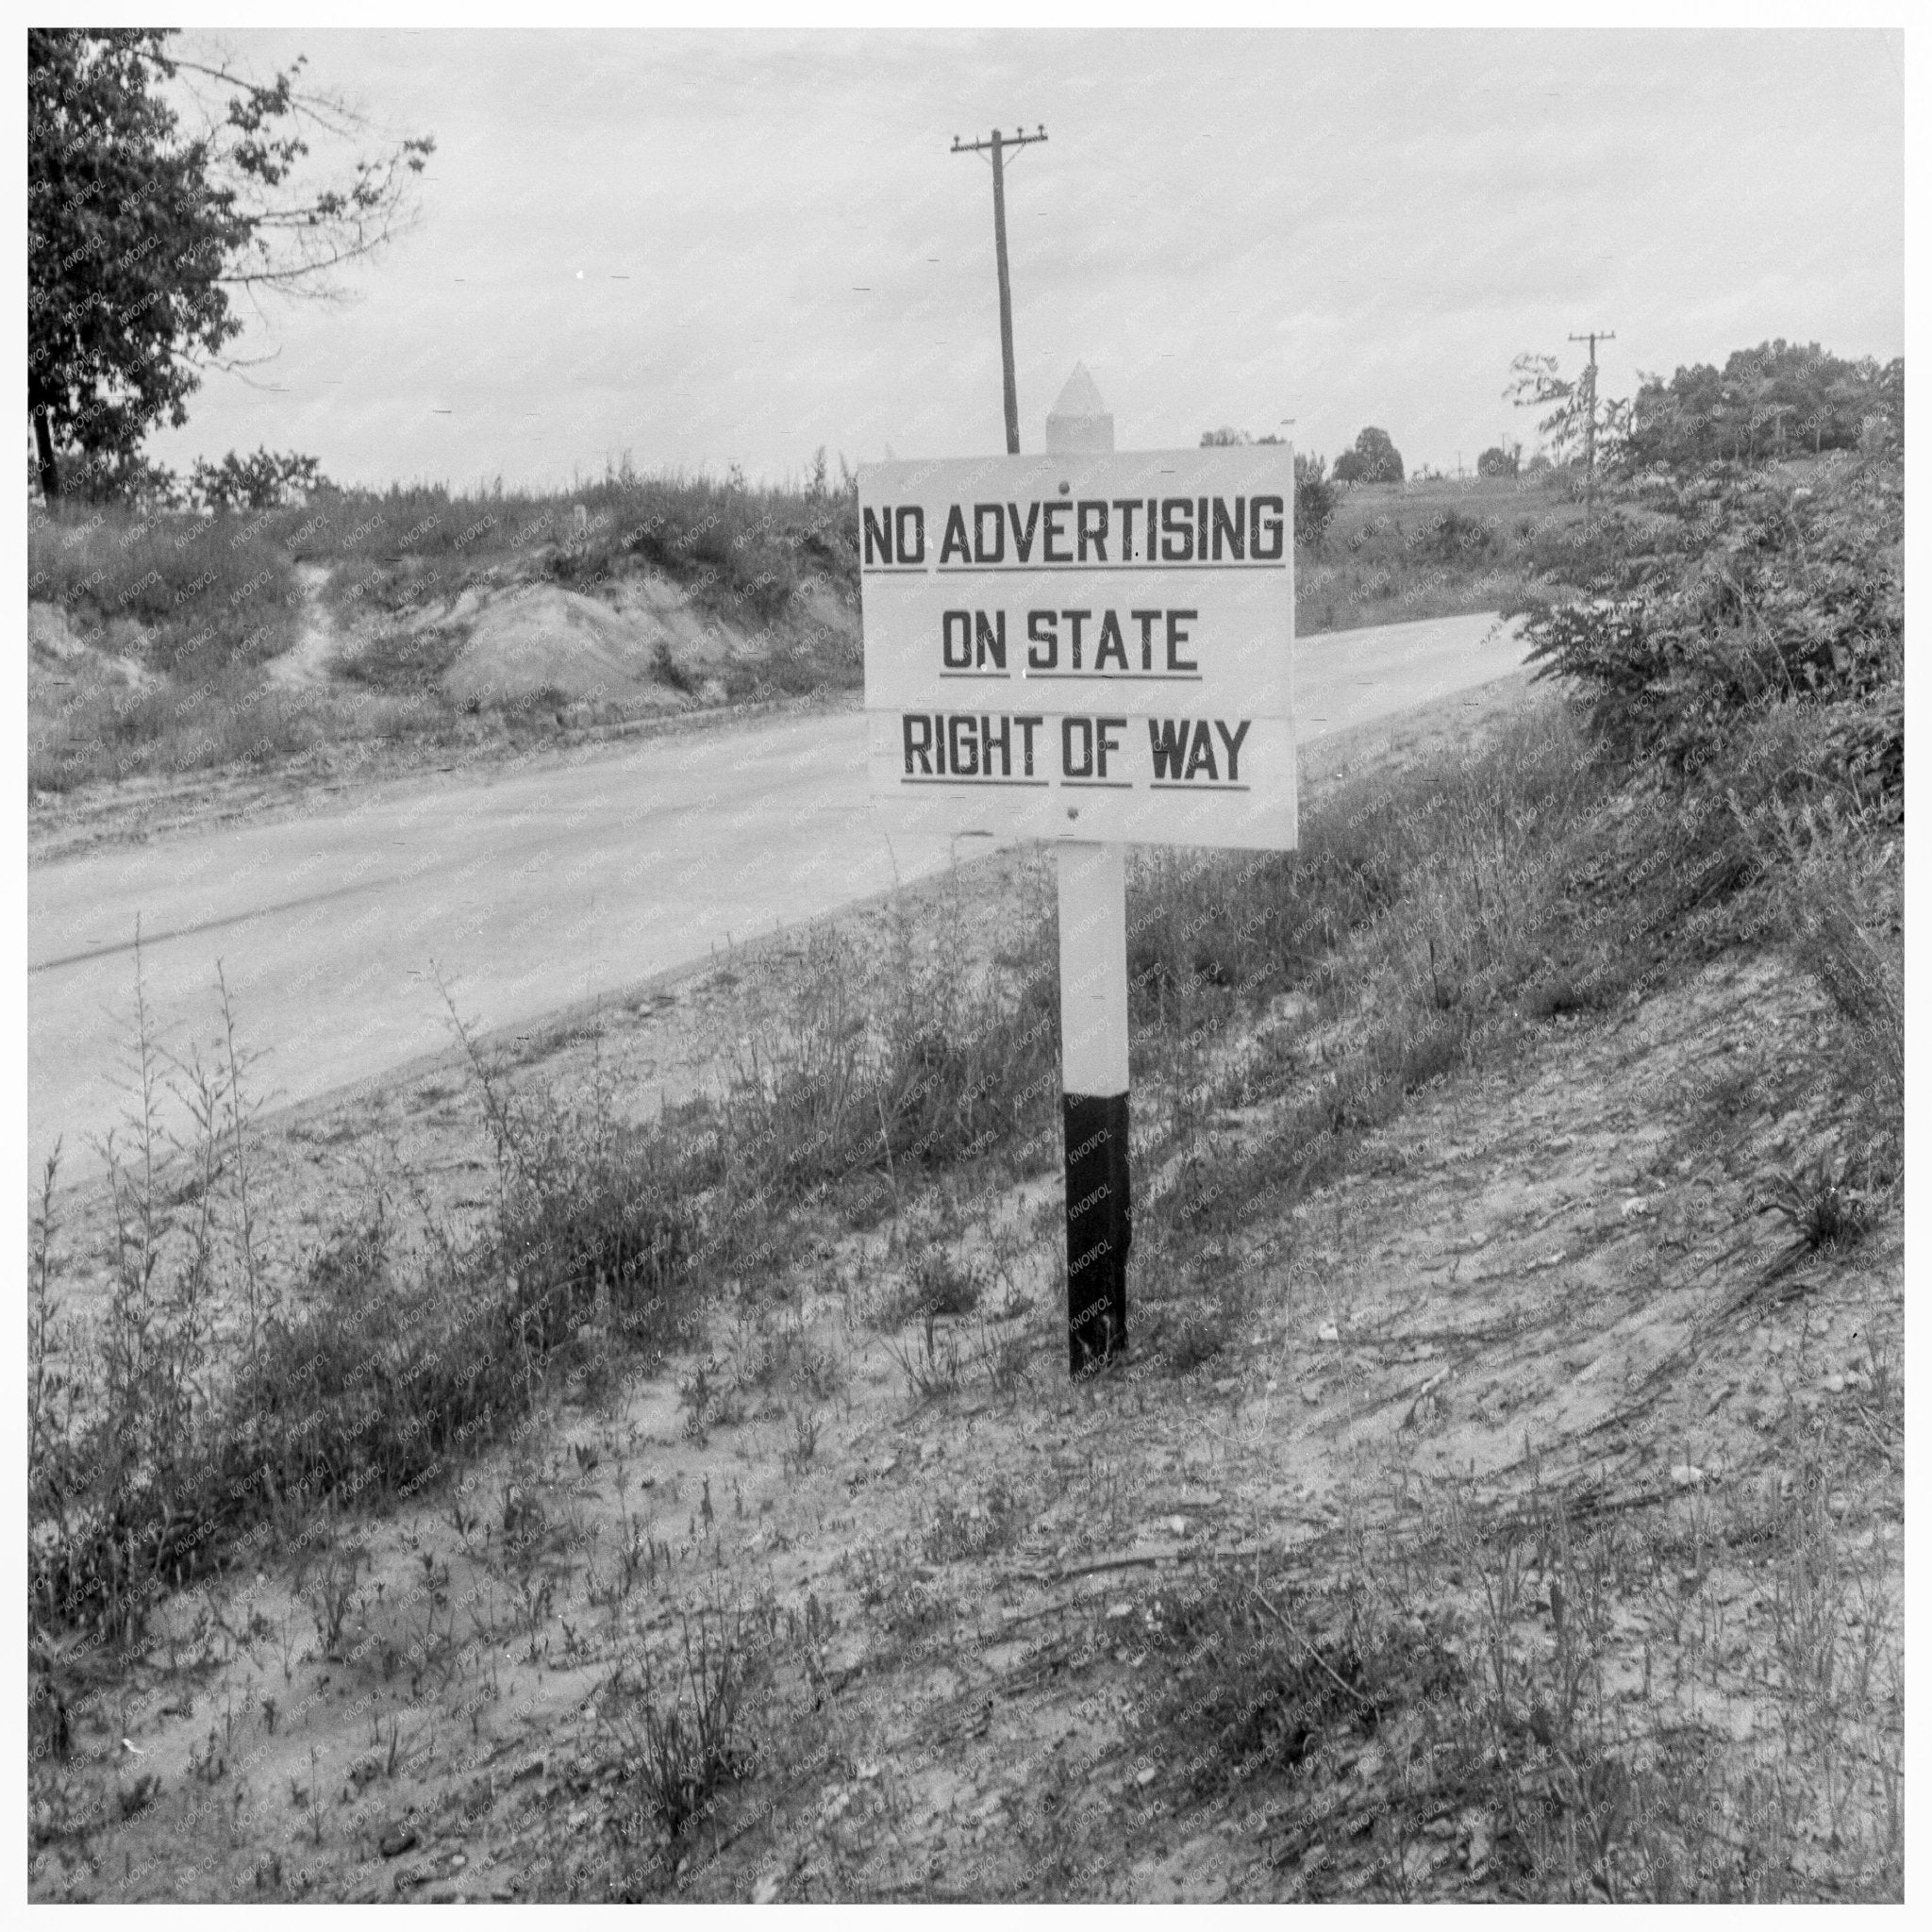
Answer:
xmin=952 ymin=124 xmax=1048 ymax=455
xmin=1567 ymin=329 xmax=1615 ymax=531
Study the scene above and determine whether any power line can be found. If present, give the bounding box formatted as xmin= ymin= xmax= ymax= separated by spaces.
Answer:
xmin=951 ymin=125 xmax=1048 ymax=455
xmin=1567 ymin=328 xmax=1615 ymax=528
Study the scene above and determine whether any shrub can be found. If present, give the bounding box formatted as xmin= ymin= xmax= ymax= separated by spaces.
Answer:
xmin=1414 ymin=507 xmax=1497 ymax=566
xmin=1523 ymin=453 xmax=1902 ymax=788
xmin=191 ymin=448 xmax=330 ymax=512
xmin=1294 ymin=453 xmax=1336 ymax=550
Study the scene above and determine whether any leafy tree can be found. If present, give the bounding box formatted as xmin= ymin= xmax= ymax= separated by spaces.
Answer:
xmin=1293 ymin=452 xmax=1335 ymax=549
xmin=1332 ymin=426 xmax=1404 ymax=486
xmin=1476 ymin=441 xmax=1521 ymax=478
xmin=27 ymin=28 xmax=432 ymax=500
xmin=1199 ymin=426 xmax=1248 ymax=447
xmin=190 ymin=445 xmax=329 ymax=511
xmin=47 ymin=446 xmax=186 ymax=509
xmin=1357 ymin=426 xmax=1404 ymax=482
xmin=1624 ymin=341 xmax=1904 ymax=474
xmin=28 ymin=31 xmax=243 ymax=500
xmin=1507 ymin=352 xmax=1629 ymax=473
xmin=1507 ymin=351 xmax=1572 ymax=456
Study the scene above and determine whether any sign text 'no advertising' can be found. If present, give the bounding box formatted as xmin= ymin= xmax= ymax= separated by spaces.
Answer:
xmin=859 ymin=447 xmax=1297 ymax=851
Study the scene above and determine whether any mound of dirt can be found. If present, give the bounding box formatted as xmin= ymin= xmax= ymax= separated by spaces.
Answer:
xmin=437 ymin=570 xmax=857 ymax=709
xmin=439 ymin=584 xmax=692 ymax=709
xmin=603 ymin=572 xmax=759 ymax=666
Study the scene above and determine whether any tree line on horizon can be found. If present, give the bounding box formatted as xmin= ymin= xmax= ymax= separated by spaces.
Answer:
xmin=1507 ymin=339 xmax=1902 ymax=479
xmin=1200 ymin=331 xmax=1903 ymax=536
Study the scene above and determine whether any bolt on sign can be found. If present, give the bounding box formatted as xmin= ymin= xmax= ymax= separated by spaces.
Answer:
xmin=859 ymin=447 xmax=1297 ymax=852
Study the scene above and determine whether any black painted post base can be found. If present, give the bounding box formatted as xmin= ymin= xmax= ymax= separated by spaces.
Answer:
xmin=1063 ymin=1090 xmax=1131 ymax=1374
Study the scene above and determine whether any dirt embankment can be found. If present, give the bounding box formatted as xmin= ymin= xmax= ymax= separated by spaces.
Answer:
xmin=31 ymin=903 xmax=1897 ymax=1903
xmin=344 ymin=566 xmax=857 ymax=716
xmin=432 ymin=573 xmax=856 ymax=712
xmin=28 ymin=677 xmax=1900 ymax=1905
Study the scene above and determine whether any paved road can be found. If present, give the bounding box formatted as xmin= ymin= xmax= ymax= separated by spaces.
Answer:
xmin=28 ymin=611 xmax=1527 ymax=1183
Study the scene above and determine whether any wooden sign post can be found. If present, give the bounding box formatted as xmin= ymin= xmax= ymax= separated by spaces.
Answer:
xmin=857 ymin=372 xmax=1297 ymax=1376
xmin=1046 ymin=370 xmax=1132 ymax=1372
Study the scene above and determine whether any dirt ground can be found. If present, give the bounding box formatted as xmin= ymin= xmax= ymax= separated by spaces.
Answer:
xmin=28 ymin=671 xmax=1900 ymax=1902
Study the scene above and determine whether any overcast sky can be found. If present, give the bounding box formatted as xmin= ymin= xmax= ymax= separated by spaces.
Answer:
xmin=147 ymin=27 xmax=1904 ymax=492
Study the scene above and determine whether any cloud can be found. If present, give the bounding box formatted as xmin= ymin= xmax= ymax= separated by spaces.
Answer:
xmin=145 ymin=28 xmax=1901 ymax=488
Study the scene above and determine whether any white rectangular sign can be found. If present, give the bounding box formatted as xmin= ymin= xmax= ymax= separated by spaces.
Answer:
xmin=859 ymin=448 xmax=1296 ymax=850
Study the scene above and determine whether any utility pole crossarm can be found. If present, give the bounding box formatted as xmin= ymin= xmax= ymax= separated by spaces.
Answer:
xmin=950 ymin=124 xmax=1049 ymax=157
xmin=952 ymin=125 xmax=1048 ymax=455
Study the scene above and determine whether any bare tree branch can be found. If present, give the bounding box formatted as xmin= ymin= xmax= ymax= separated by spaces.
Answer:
xmin=164 ymin=36 xmax=435 ymax=303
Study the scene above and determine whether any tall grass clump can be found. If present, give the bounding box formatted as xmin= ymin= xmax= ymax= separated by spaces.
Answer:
xmin=314 ymin=457 xmax=858 ymax=625
xmin=25 ymin=962 xmax=641 ymax=1658
xmin=717 ymin=891 xmax=1060 ymax=1214
xmin=26 ymin=867 xmax=1059 ymax=1668
xmin=27 ymin=493 xmax=341 ymax=791
xmin=27 ymin=498 xmax=303 ymax=678
xmin=1126 ymin=701 xmax=1640 ymax=1298
xmin=1126 ymin=703 xmax=1608 ymax=1038
xmin=1124 ymin=444 xmax=1903 ymax=1317
xmin=1141 ymin=1462 xmax=1901 ymax=1901
xmin=27 ymin=1006 xmax=720 ymax=1657
xmin=33 ymin=674 xmax=340 ymax=795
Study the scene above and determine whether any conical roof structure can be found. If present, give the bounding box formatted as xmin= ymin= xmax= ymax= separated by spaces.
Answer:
xmin=1044 ymin=363 xmax=1114 ymax=455
xmin=1050 ymin=363 xmax=1108 ymax=419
